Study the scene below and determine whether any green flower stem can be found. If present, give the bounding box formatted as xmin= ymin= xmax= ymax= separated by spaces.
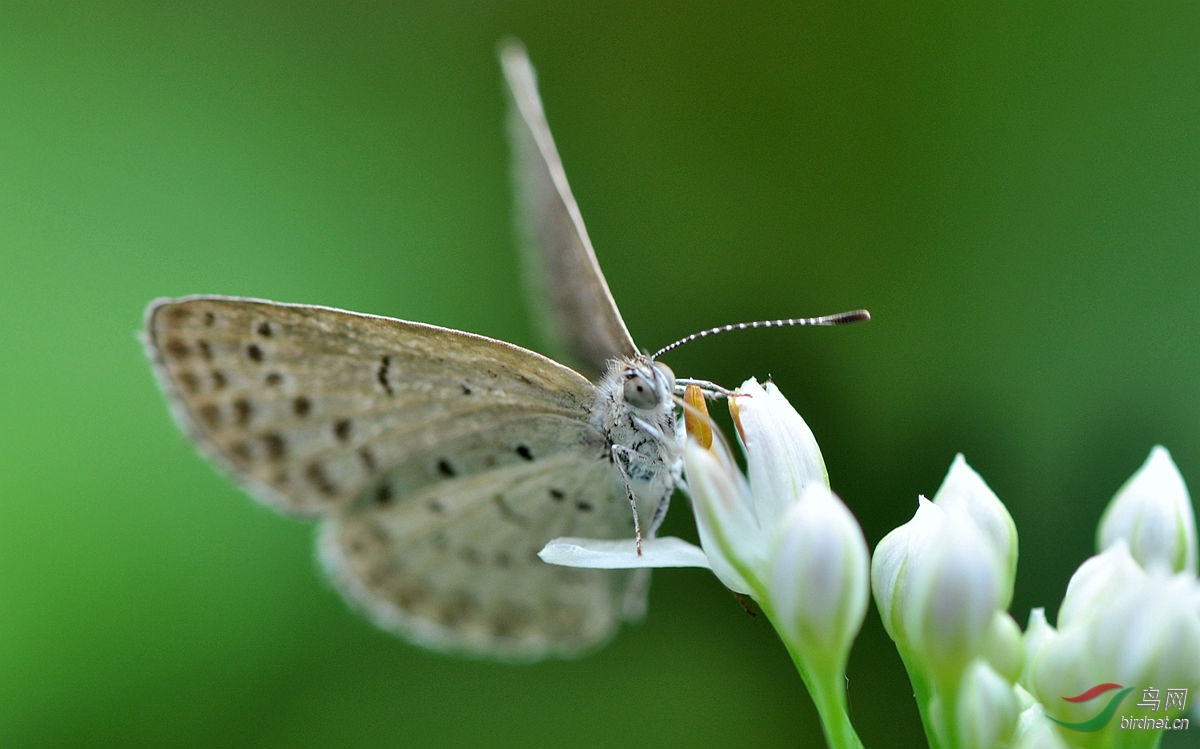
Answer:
xmin=896 ymin=652 xmax=941 ymax=749
xmin=932 ymin=670 xmax=963 ymax=749
xmin=760 ymin=601 xmax=864 ymax=749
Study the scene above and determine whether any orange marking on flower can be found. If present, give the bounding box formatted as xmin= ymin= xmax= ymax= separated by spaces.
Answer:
xmin=728 ymin=394 xmax=747 ymax=445
xmin=683 ymin=384 xmax=712 ymax=450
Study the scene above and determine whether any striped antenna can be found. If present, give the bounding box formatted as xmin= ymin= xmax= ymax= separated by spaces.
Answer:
xmin=651 ymin=309 xmax=870 ymax=360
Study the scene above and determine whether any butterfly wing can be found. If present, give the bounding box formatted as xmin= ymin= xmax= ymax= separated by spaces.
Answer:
xmin=322 ymin=450 xmax=641 ymax=660
xmin=145 ymin=296 xmax=646 ymax=657
xmin=500 ymin=41 xmax=639 ymax=381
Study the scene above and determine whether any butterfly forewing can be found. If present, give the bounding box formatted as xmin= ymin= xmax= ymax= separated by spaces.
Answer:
xmin=500 ymin=41 xmax=638 ymax=379
xmin=145 ymin=296 xmax=597 ymax=516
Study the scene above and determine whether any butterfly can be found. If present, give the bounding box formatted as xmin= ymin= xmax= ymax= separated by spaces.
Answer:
xmin=144 ymin=41 xmax=686 ymax=661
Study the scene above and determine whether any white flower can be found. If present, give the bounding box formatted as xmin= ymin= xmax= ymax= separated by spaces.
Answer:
xmin=685 ymin=378 xmax=836 ymax=596
xmin=980 ymin=612 xmax=1024 ymax=685
xmin=1026 ymin=541 xmax=1200 ymax=720
xmin=873 ymin=497 xmax=1007 ymax=683
xmin=902 ymin=505 xmax=1005 ymax=682
xmin=1055 ymin=540 xmax=1144 ymax=630
xmin=538 ymin=377 xmax=868 ymax=670
xmin=932 ymin=454 xmax=1018 ymax=606
xmin=1098 ymin=445 xmax=1198 ymax=575
xmin=1011 ymin=695 xmax=1071 ymax=749
xmin=766 ymin=483 xmax=869 ymax=670
xmin=1086 ymin=568 xmax=1200 ymax=690
xmin=940 ymin=659 xmax=1021 ymax=749
xmin=539 ymin=378 xmax=841 ymax=578
xmin=537 ymin=536 xmax=710 ymax=569
xmin=1018 ymin=608 xmax=1057 ymax=688
xmin=873 ymin=455 xmax=1017 ymax=678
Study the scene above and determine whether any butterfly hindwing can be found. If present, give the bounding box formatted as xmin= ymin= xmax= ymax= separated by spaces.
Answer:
xmin=323 ymin=448 xmax=647 ymax=659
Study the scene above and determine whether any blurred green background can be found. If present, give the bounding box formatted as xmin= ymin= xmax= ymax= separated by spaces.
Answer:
xmin=3 ymin=3 xmax=1197 ymax=747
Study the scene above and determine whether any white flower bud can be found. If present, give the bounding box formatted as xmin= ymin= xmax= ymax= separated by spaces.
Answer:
xmin=1098 ymin=446 xmax=1198 ymax=575
xmin=871 ymin=497 xmax=944 ymax=643
xmin=902 ymin=509 xmax=1005 ymax=682
xmin=1018 ymin=608 xmax=1058 ymax=689
xmin=1011 ymin=701 xmax=1071 ymax=749
xmin=1056 ymin=541 xmax=1143 ymax=630
xmin=873 ymin=495 xmax=1006 ymax=683
xmin=932 ymin=454 xmax=1019 ymax=606
xmin=951 ymin=659 xmax=1021 ymax=749
xmin=766 ymin=484 xmax=869 ymax=672
xmin=1029 ymin=547 xmax=1200 ymax=717
xmin=1087 ymin=570 xmax=1200 ymax=690
xmin=981 ymin=612 xmax=1024 ymax=685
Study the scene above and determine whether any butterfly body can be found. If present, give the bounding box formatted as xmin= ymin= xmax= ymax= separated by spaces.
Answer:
xmin=590 ymin=357 xmax=682 ymax=519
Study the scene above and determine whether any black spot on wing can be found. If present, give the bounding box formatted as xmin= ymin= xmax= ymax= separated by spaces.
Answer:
xmin=374 ymin=482 xmax=393 ymax=505
xmin=163 ymin=338 xmax=190 ymax=360
xmin=178 ymin=371 xmax=200 ymax=394
xmin=232 ymin=397 xmax=252 ymax=426
xmin=377 ymin=355 xmax=394 ymax=395
xmin=358 ymin=446 xmax=377 ymax=474
xmin=305 ymin=461 xmax=338 ymax=497
xmin=198 ymin=403 xmax=221 ymax=429
xmin=261 ymin=432 xmax=286 ymax=461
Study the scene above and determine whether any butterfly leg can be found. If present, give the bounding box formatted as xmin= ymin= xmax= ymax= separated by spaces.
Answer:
xmin=610 ymin=443 xmax=646 ymax=555
xmin=647 ymin=490 xmax=670 ymax=537
xmin=610 ymin=443 xmax=681 ymax=556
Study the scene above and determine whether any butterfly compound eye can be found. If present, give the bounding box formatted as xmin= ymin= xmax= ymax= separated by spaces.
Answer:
xmin=652 ymin=361 xmax=675 ymax=394
xmin=622 ymin=370 xmax=660 ymax=410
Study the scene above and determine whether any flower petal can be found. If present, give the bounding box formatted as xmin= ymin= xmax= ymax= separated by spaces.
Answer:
xmin=685 ymin=437 xmax=758 ymax=593
xmin=732 ymin=379 xmax=828 ymax=532
xmin=538 ymin=536 xmax=712 ymax=569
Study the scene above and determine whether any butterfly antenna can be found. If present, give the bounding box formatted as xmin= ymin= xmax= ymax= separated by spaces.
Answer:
xmin=651 ymin=309 xmax=870 ymax=360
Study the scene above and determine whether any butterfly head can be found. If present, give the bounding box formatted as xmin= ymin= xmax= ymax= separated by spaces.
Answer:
xmin=615 ymin=357 xmax=676 ymax=413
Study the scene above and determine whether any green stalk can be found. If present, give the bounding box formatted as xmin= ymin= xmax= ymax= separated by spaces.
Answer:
xmin=760 ymin=601 xmax=865 ymax=749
